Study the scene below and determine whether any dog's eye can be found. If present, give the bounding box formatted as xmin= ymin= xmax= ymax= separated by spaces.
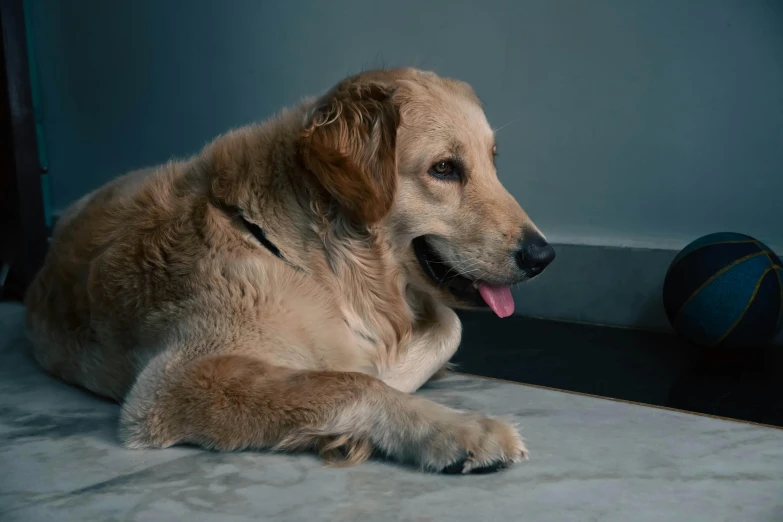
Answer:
xmin=429 ymin=160 xmax=460 ymax=180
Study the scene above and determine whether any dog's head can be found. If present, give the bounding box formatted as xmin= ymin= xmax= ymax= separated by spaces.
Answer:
xmin=299 ymin=69 xmax=554 ymax=317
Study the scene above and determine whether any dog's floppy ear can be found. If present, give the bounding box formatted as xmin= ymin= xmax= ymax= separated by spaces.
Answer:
xmin=299 ymin=77 xmax=400 ymax=224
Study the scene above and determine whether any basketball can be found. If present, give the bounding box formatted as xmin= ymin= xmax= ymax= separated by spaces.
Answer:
xmin=663 ymin=232 xmax=783 ymax=348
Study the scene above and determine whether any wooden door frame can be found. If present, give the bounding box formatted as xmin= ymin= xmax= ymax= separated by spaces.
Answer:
xmin=0 ymin=0 xmax=47 ymax=301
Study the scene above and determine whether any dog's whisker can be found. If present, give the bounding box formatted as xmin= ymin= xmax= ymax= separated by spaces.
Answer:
xmin=442 ymin=260 xmax=484 ymax=280
xmin=492 ymin=120 xmax=515 ymax=134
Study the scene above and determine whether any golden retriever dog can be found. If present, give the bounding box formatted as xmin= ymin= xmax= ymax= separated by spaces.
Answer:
xmin=25 ymin=68 xmax=555 ymax=474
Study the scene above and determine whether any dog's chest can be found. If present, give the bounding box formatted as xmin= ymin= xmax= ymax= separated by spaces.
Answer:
xmin=331 ymin=281 xmax=410 ymax=373
xmin=342 ymin=308 xmax=387 ymax=356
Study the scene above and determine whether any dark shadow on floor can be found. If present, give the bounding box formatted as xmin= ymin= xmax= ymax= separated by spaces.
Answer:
xmin=454 ymin=311 xmax=783 ymax=428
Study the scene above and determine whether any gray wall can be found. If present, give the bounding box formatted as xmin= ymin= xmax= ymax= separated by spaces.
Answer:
xmin=28 ymin=0 xmax=783 ymax=251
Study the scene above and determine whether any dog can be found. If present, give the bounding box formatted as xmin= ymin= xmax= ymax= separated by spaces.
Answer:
xmin=25 ymin=68 xmax=555 ymax=474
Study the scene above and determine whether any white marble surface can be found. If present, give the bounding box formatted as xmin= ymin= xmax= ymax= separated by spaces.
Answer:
xmin=1 ymin=302 xmax=782 ymax=521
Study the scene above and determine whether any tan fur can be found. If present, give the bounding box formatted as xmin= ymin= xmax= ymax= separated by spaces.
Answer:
xmin=25 ymin=68 xmax=548 ymax=473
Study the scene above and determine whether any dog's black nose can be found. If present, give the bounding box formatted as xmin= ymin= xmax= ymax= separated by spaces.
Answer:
xmin=515 ymin=234 xmax=556 ymax=277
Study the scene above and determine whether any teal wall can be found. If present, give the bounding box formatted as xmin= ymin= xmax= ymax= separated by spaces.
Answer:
xmin=28 ymin=0 xmax=783 ymax=252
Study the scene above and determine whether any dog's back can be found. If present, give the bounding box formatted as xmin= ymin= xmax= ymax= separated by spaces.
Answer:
xmin=25 ymin=162 xmax=208 ymax=399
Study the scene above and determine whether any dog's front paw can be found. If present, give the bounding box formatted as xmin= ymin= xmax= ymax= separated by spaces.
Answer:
xmin=423 ymin=414 xmax=528 ymax=474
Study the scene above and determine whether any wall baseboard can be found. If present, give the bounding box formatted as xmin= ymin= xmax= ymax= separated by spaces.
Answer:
xmin=512 ymin=242 xmax=783 ymax=345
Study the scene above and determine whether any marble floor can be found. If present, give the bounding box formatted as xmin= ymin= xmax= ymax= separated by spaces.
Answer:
xmin=2 ymin=302 xmax=782 ymax=521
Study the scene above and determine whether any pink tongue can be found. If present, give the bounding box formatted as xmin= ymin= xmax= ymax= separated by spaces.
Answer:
xmin=477 ymin=283 xmax=515 ymax=318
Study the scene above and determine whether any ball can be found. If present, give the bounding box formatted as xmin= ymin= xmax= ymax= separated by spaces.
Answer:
xmin=663 ymin=232 xmax=783 ymax=348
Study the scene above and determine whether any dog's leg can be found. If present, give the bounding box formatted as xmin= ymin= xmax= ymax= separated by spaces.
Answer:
xmin=120 ymin=352 xmax=526 ymax=473
xmin=382 ymin=301 xmax=462 ymax=393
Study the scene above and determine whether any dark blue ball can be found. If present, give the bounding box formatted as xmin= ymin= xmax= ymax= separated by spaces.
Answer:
xmin=663 ymin=232 xmax=783 ymax=348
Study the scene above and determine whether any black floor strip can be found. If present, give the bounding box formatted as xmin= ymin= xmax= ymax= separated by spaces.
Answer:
xmin=454 ymin=311 xmax=783 ymax=428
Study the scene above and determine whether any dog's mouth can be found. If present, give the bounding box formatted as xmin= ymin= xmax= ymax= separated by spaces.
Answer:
xmin=412 ymin=236 xmax=515 ymax=318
